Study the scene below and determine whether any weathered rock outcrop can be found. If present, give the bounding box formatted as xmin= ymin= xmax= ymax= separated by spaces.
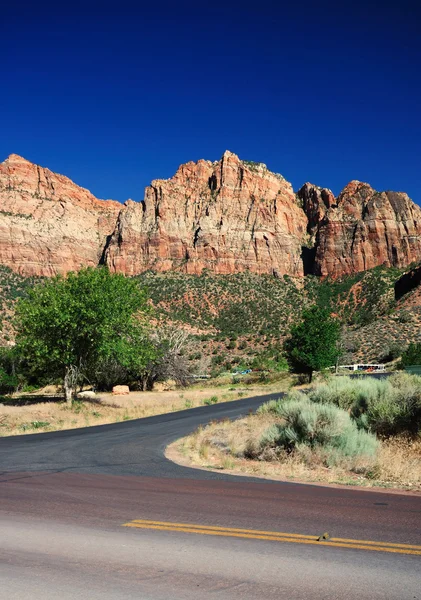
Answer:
xmin=105 ymin=151 xmax=308 ymax=277
xmin=0 ymin=154 xmax=121 ymax=276
xmin=297 ymin=183 xmax=335 ymax=239
xmin=1 ymin=152 xmax=420 ymax=280
xmin=297 ymin=181 xmax=421 ymax=278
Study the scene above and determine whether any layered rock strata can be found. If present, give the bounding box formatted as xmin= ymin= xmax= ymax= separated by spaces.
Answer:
xmin=105 ymin=151 xmax=308 ymax=277
xmin=297 ymin=181 xmax=421 ymax=277
xmin=1 ymin=152 xmax=420 ymax=279
xmin=0 ymin=154 xmax=121 ymax=276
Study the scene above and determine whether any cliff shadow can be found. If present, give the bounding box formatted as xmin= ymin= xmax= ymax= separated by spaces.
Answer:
xmin=301 ymin=246 xmax=317 ymax=276
xmin=395 ymin=266 xmax=421 ymax=301
xmin=98 ymin=233 xmax=114 ymax=266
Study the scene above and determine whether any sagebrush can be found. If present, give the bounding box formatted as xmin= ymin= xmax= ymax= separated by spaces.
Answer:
xmin=308 ymin=373 xmax=421 ymax=435
xmin=253 ymin=395 xmax=379 ymax=468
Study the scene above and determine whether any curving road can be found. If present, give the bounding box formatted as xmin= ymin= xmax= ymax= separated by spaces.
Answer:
xmin=1 ymin=392 xmax=420 ymax=599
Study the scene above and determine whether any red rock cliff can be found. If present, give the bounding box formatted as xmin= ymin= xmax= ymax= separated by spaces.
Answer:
xmin=0 ymin=154 xmax=121 ymax=276
xmin=105 ymin=151 xmax=308 ymax=277
xmin=297 ymin=181 xmax=421 ymax=277
xmin=1 ymin=152 xmax=420 ymax=279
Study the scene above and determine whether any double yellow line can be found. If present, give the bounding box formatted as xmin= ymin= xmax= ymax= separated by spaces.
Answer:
xmin=123 ymin=519 xmax=421 ymax=556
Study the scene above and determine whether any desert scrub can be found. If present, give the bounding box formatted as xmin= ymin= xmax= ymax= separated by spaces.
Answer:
xmin=203 ymin=395 xmax=218 ymax=405
xmin=252 ymin=395 xmax=378 ymax=469
xmin=173 ymin=403 xmax=421 ymax=490
xmin=308 ymin=373 xmax=421 ymax=436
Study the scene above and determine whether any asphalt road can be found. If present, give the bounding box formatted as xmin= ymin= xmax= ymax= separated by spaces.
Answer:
xmin=1 ymin=392 xmax=420 ymax=599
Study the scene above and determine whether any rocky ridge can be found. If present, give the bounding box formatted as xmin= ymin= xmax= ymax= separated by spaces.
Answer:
xmin=105 ymin=151 xmax=307 ymax=277
xmin=299 ymin=181 xmax=421 ymax=278
xmin=0 ymin=154 xmax=121 ymax=276
xmin=0 ymin=151 xmax=420 ymax=279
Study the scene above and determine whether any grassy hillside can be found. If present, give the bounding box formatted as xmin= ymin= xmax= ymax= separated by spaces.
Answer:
xmin=137 ymin=265 xmax=419 ymax=370
xmin=140 ymin=271 xmax=303 ymax=337
xmin=141 ymin=265 xmax=406 ymax=335
xmin=1 ymin=264 xmax=420 ymax=369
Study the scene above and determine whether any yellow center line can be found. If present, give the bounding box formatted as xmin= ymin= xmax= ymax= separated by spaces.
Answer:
xmin=129 ymin=519 xmax=315 ymax=540
xmin=122 ymin=519 xmax=421 ymax=556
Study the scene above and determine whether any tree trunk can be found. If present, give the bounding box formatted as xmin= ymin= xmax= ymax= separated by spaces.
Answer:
xmin=146 ymin=375 xmax=155 ymax=391
xmin=308 ymin=370 xmax=313 ymax=384
xmin=64 ymin=367 xmax=73 ymax=407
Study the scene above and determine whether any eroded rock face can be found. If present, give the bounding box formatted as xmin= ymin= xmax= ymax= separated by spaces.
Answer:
xmin=105 ymin=151 xmax=308 ymax=277
xmin=0 ymin=154 xmax=121 ymax=276
xmin=297 ymin=183 xmax=335 ymax=239
xmin=308 ymin=181 xmax=421 ymax=277
xmin=1 ymin=152 xmax=420 ymax=280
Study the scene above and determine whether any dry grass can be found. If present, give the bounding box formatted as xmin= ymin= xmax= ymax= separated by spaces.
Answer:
xmin=168 ymin=414 xmax=421 ymax=492
xmin=0 ymin=377 xmax=292 ymax=437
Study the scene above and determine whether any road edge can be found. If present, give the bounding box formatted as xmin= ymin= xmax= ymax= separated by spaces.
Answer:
xmin=165 ymin=438 xmax=421 ymax=497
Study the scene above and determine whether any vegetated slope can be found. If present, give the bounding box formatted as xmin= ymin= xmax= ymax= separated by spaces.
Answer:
xmin=141 ymin=271 xmax=304 ymax=336
xmin=343 ymin=273 xmax=421 ymax=363
xmin=143 ymin=267 xmax=405 ymax=334
xmin=140 ymin=265 xmax=419 ymax=368
xmin=1 ymin=263 xmax=420 ymax=369
xmin=4 ymin=261 xmax=408 ymax=342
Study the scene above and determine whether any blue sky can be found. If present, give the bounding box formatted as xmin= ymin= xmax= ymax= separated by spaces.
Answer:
xmin=1 ymin=1 xmax=420 ymax=203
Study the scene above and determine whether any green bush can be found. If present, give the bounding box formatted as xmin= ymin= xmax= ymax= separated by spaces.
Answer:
xmin=255 ymin=395 xmax=378 ymax=466
xmin=380 ymin=342 xmax=404 ymax=363
xmin=401 ymin=343 xmax=421 ymax=367
xmin=251 ymin=349 xmax=288 ymax=372
xmin=0 ymin=347 xmax=30 ymax=393
xmin=308 ymin=374 xmax=421 ymax=436
xmin=204 ymin=395 xmax=218 ymax=405
xmin=308 ymin=377 xmax=383 ymax=416
xmin=0 ymin=366 xmax=19 ymax=394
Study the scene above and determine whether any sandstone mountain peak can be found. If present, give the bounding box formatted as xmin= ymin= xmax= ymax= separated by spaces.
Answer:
xmin=0 ymin=152 xmax=420 ymax=279
xmin=222 ymin=149 xmax=236 ymax=158
xmin=0 ymin=153 xmax=121 ymax=276
xmin=105 ymin=149 xmax=305 ymax=277
xmin=340 ymin=180 xmax=375 ymax=194
xmin=3 ymin=153 xmax=33 ymax=164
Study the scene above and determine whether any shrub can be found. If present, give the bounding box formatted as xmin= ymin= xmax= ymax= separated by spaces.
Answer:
xmin=308 ymin=374 xmax=421 ymax=436
xmin=401 ymin=343 xmax=421 ymax=367
xmin=204 ymin=395 xmax=218 ymax=405
xmin=0 ymin=367 xmax=19 ymax=394
xmin=251 ymin=350 xmax=289 ymax=372
xmin=255 ymin=395 xmax=378 ymax=466
xmin=397 ymin=311 xmax=412 ymax=324
xmin=212 ymin=354 xmax=225 ymax=366
xmin=0 ymin=347 xmax=32 ymax=393
xmin=308 ymin=377 xmax=383 ymax=416
xmin=380 ymin=342 xmax=404 ymax=363
xmin=369 ymin=372 xmax=421 ymax=435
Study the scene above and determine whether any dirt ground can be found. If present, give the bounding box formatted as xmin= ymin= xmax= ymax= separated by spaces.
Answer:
xmin=167 ymin=414 xmax=421 ymax=493
xmin=0 ymin=377 xmax=292 ymax=437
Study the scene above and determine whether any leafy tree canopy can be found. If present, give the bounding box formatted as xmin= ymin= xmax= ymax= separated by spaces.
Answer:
xmin=284 ymin=305 xmax=340 ymax=381
xmin=14 ymin=267 xmax=155 ymax=403
xmin=401 ymin=342 xmax=421 ymax=367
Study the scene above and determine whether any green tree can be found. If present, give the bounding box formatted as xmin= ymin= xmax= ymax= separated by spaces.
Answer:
xmin=14 ymin=268 xmax=155 ymax=404
xmin=284 ymin=306 xmax=340 ymax=382
xmin=401 ymin=343 xmax=421 ymax=367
